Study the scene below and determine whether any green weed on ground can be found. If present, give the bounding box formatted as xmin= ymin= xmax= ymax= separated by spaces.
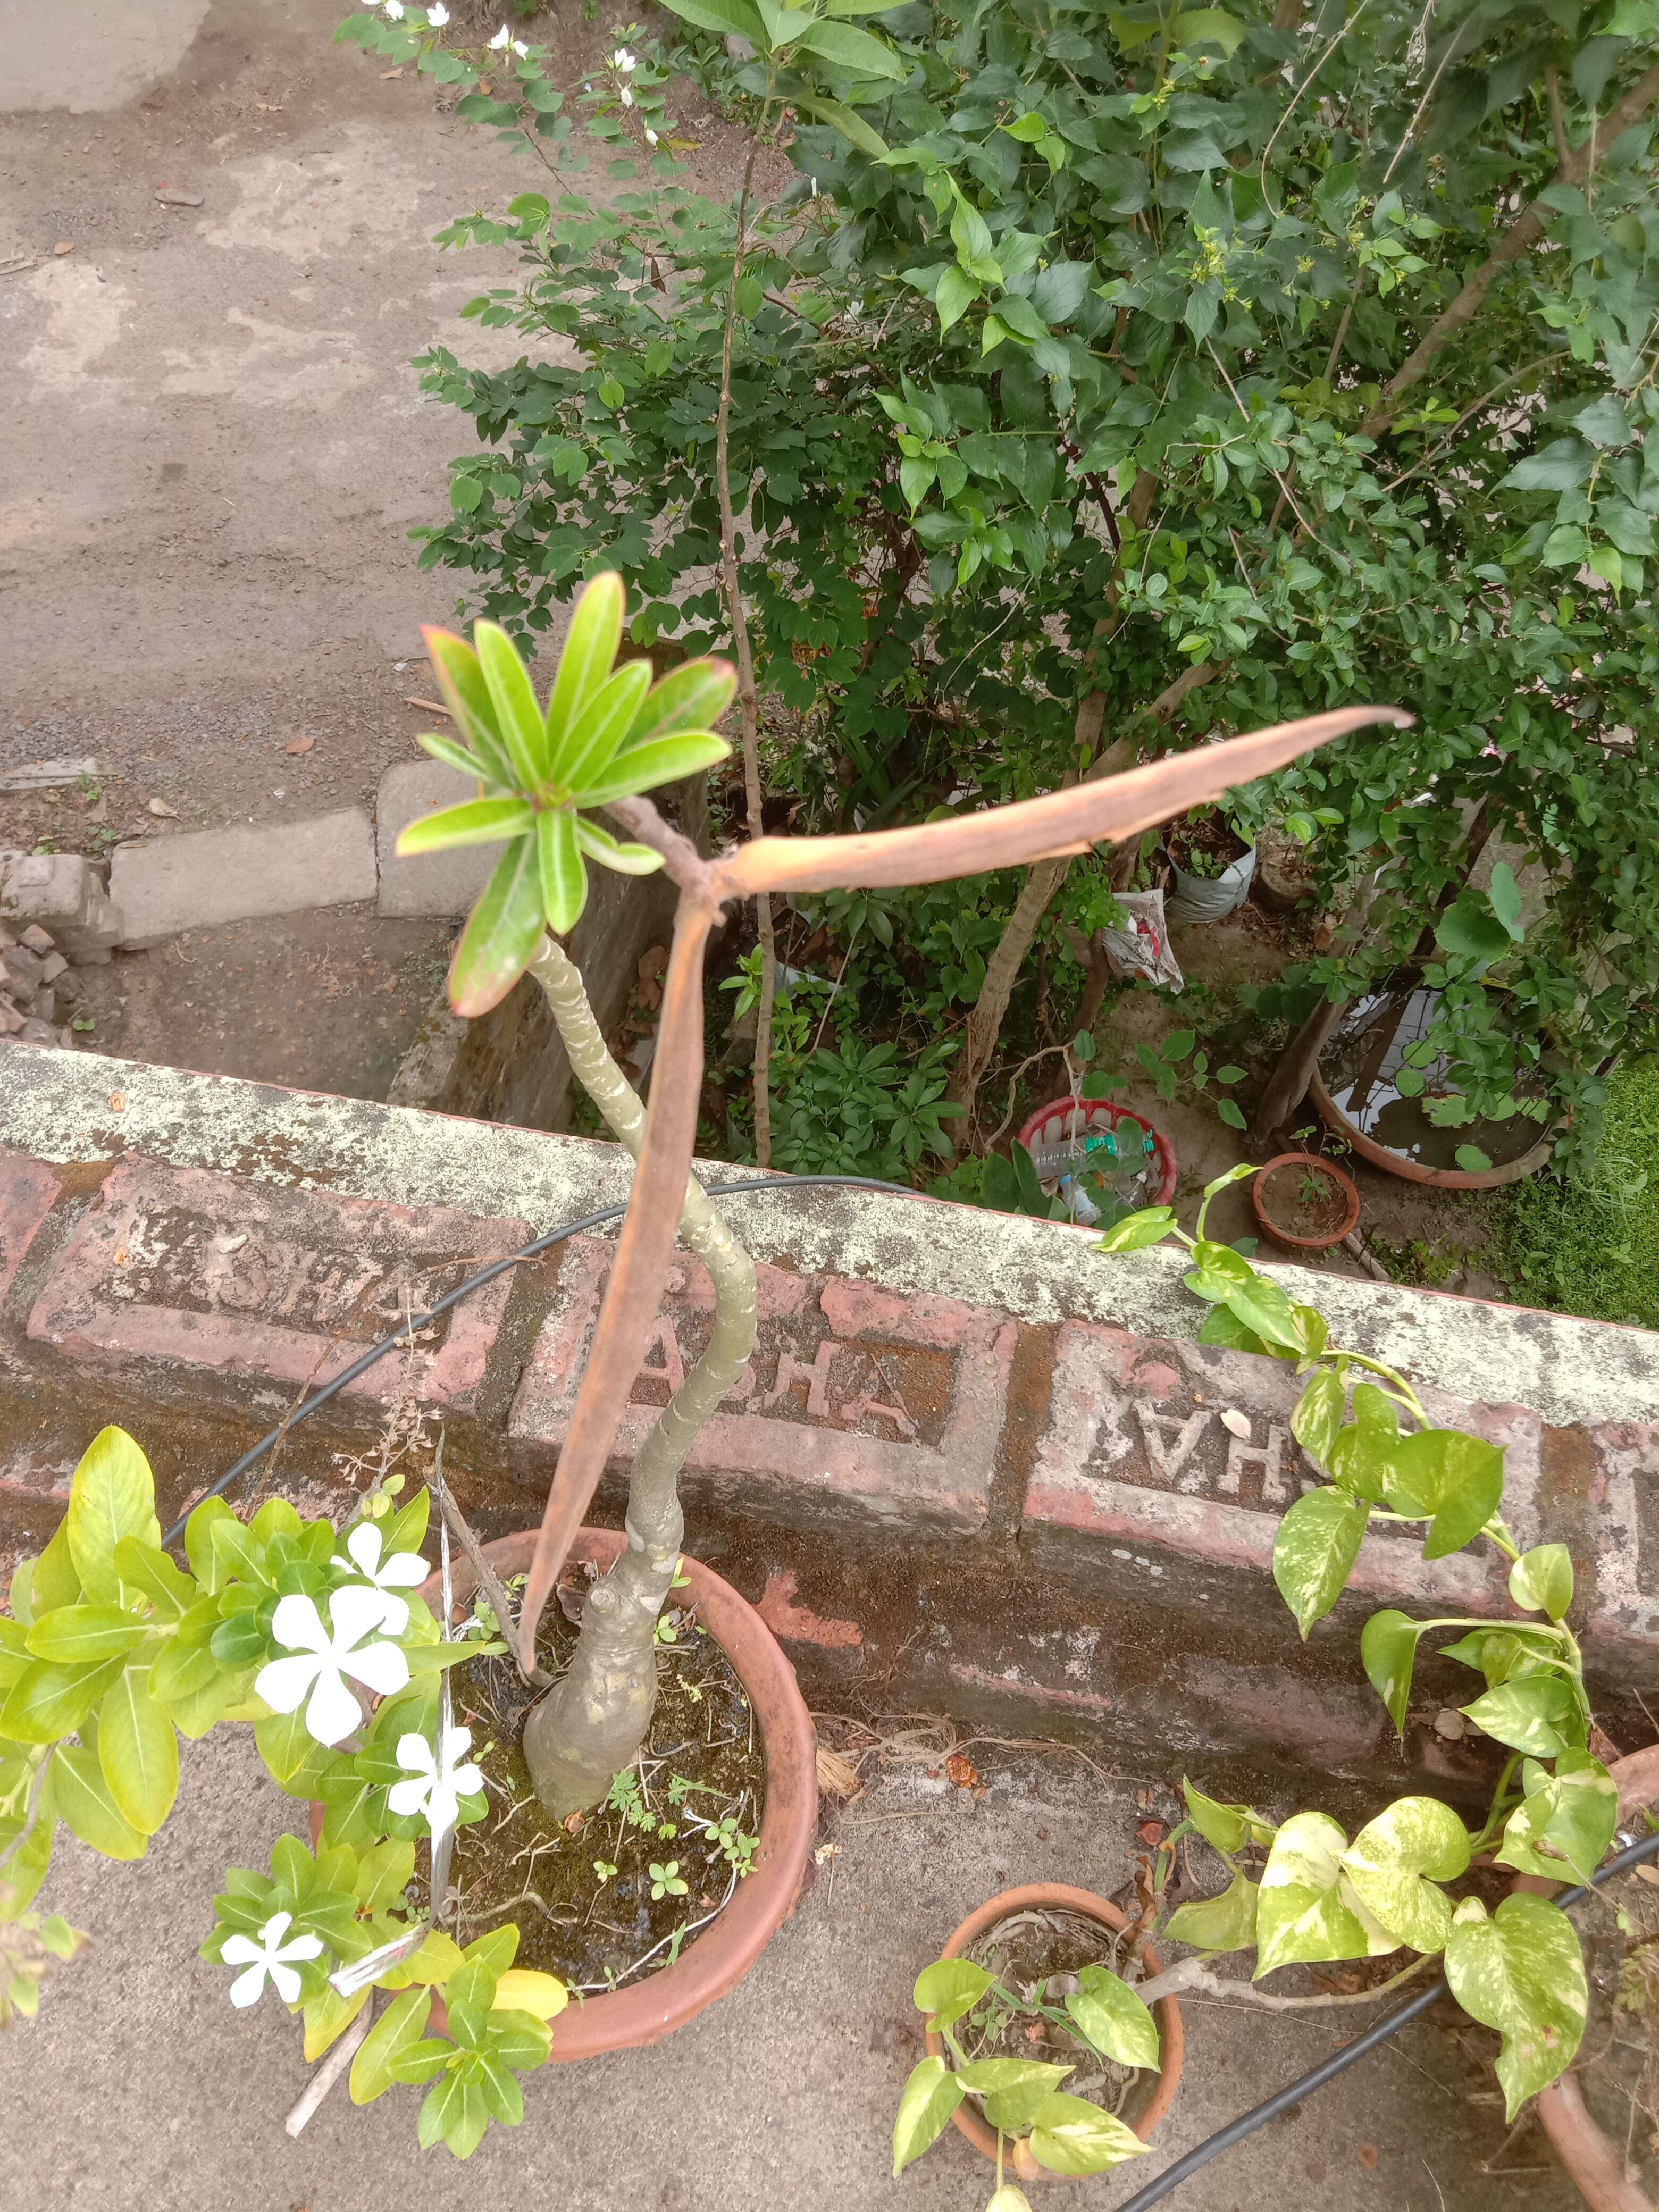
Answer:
xmin=1496 ymin=1059 xmax=1659 ymax=1331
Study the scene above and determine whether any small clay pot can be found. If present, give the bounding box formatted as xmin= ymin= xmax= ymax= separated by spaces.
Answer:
xmin=922 ymin=1883 xmax=1185 ymax=2183
xmin=1252 ymin=1151 xmax=1361 ymax=1253
xmin=1512 ymin=1746 xmax=1659 ymax=2211
xmin=313 ymin=1526 xmax=817 ymax=2063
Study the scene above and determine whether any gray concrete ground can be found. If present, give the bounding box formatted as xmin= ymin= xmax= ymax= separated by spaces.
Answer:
xmin=1 ymin=1725 xmax=1574 ymax=2212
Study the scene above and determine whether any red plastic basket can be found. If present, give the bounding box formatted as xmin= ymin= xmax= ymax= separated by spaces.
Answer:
xmin=1015 ymin=1095 xmax=1179 ymax=1207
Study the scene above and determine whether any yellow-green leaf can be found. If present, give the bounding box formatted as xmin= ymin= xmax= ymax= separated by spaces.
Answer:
xmin=53 ymin=1740 xmax=147 ymax=1861
xmin=97 ymin=1665 xmax=179 ymax=1834
xmin=352 ymin=1985 xmax=433 ymax=2102
xmin=65 ymin=1429 xmax=158 ymax=1602
xmin=543 ymin=571 xmax=625 ymax=754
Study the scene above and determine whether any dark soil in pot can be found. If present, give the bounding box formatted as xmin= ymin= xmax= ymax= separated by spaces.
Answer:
xmin=958 ymin=1903 xmax=1154 ymax=2126
xmin=1166 ymin=812 xmax=1251 ymax=879
xmin=422 ymin=1573 xmax=766 ymax=1995
xmin=1259 ymin=1157 xmax=1352 ymax=1242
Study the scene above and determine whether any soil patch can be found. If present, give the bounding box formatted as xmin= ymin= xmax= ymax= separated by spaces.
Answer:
xmin=442 ymin=1580 xmax=766 ymax=1994
xmin=1166 ymin=812 xmax=1250 ymax=881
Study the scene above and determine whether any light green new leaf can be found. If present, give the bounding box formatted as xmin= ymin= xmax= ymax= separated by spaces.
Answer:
xmin=794 ymin=16 xmax=908 ymax=78
xmin=474 ymin=621 xmax=551 ymax=791
xmin=110 ymin=1538 xmax=196 ymax=1621
xmin=956 ymin=2057 xmax=1072 ymax=2132
xmin=1164 ymin=1871 xmax=1258 ymax=1953
xmin=1255 ymin=1813 xmax=1391 ymax=1974
xmin=892 ymin=2055 xmax=965 ymax=2175
xmin=622 ymin=658 xmax=737 ymax=748
xmin=1093 ymin=1207 xmax=1175 ymax=1253
xmin=1509 ymin=1544 xmax=1573 ymax=1621
xmin=1444 ymin=1896 xmax=1587 ymax=2120
xmin=791 ymin=92 xmax=891 ymax=158
xmin=550 ymin=658 xmax=652 ymax=793
xmin=66 ymin=1428 xmax=158 ymax=1602
xmin=53 ymin=1740 xmax=147 ymax=1861
xmin=447 ymin=836 xmax=547 ymax=1018
xmin=1064 ymin=1964 xmax=1160 ymax=2069
xmin=1 ymin=1655 xmax=125 ymax=1744
xmin=949 ymin=193 xmax=1002 ymax=286
xmin=575 ymin=818 xmax=665 ymax=876
xmin=543 ymin=571 xmax=625 ymax=751
xmin=1195 ymin=1304 xmax=1270 ymax=1354
xmin=1291 ymin=1369 xmax=1345 ymax=1463
xmin=571 ymin=732 xmax=731 ymax=807
xmin=421 ymin=627 xmax=517 ymax=791
xmin=415 ymin=730 xmax=497 ymax=786
xmin=97 ymin=1666 xmax=178 ymax=1835
xmin=536 ymin=809 xmax=586 ymax=934
xmin=396 ymin=798 xmax=537 ymax=855
xmin=1340 ymin=1796 xmax=1469 ymax=1954
xmin=1182 ymin=1778 xmax=1275 ymax=1854
xmin=912 ymin=1956 xmax=995 ymax=2030
xmin=1172 ymin=6 xmax=1246 ymax=53
xmin=1496 ymin=1751 xmax=1618 ymax=1884
xmin=1361 ymin=1608 xmax=1427 ymax=1733
xmin=655 ymin=0 xmax=766 ymax=40
xmin=304 ymin=1981 xmax=371 ymax=2062
xmin=1388 ymin=1428 xmax=1504 ymax=1559
xmin=1272 ymin=1488 xmax=1369 ymax=1638
xmin=1217 ymin=1268 xmax=1304 ymax=1352
xmin=1027 ymin=2091 xmax=1148 ymax=2174
xmin=33 ymin=1521 xmax=83 ymax=1612
xmin=1462 ymin=1672 xmax=1585 ymax=1757
xmin=24 ymin=1604 xmax=152 ymax=1665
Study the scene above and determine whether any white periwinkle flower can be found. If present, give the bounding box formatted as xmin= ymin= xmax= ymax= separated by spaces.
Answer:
xmin=389 ymin=1724 xmax=483 ymax=1835
xmin=427 ymin=0 xmax=449 ymax=20
xmin=330 ymin=1521 xmax=427 ymax=1636
xmin=255 ymin=1588 xmax=409 ymax=1748
xmin=613 ymin=45 xmax=638 ymax=70
xmin=645 ymin=126 xmax=658 ymax=145
xmin=383 ymin=0 xmax=404 ymax=16
xmin=488 ymin=22 xmax=510 ymax=47
xmin=220 ymin=1910 xmax=324 ymax=2009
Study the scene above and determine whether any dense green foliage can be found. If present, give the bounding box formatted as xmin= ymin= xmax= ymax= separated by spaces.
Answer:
xmin=1498 ymin=1054 xmax=1659 ymax=1326
xmin=342 ymin=0 xmax=1659 ymax=1172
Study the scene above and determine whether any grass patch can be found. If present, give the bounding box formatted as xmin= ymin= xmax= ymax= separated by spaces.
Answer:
xmin=1496 ymin=1058 xmax=1659 ymax=1331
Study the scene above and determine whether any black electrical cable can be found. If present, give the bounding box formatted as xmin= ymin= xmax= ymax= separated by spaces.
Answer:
xmin=1114 ymin=1821 xmax=1659 ymax=2212
xmin=159 ymin=1172 xmax=906 ymax=1548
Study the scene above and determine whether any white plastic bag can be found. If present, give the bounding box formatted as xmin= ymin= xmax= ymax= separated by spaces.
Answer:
xmin=1097 ymin=889 xmax=1184 ymax=992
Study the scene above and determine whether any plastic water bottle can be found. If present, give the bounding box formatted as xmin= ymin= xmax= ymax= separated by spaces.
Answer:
xmin=1058 ymin=1173 xmax=1102 ymax=1226
xmin=1028 ymin=1127 xmax=1122 ymax=1179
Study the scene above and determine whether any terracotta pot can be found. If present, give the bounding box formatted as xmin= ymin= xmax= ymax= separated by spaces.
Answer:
xmin=922 ymin=1883 xmax=1185 ymax=2183
xmin=1252 ymin=1150 xmax=1361 ymax=1253
xmin=1309 ymin=1069 xmax=1554 ymax=1191
xmin=1512 ymin=1746 xmax=1659 ymax=2211
xmin=313 ymin=1526 xmax=817 ymax=2063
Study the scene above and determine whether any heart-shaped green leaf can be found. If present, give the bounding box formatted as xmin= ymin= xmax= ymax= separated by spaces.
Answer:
xmin=912 ymin=1956 xmax=994 ymax=2030
xmin=1495 ymin=1751 xmax=1618 ymax=1884
xmin=1272 ymin=1488 xmax=1369 ymax=1637
xmin=1256 ymin=1812 xmax=1396 ymax=1973
xmin=1361 ymin=1608 xmax=1428 ymax=1734
xmin=1340 ymin=1796 xmax=1469 ymax=1954
xmin=1064 ymin=1965 xmax=1160 ymax=2068
xmin=892 ymin=2055 xmax=965 ymax=2175
xmin=1444 ymin=1895 xmax=1587 ymax=2120
xmin=1164 ymin=1871 xmax=1258 ymax=1952
xmin=1027 ymin=2091 xmax=1148 ymax=2174
xmin=1508 ymin=1544 xmax=1573 ymax=1621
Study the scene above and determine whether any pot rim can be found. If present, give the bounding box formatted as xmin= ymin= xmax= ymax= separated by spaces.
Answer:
xmin=921 ymin=1881 xmax=1185 ymax=2182
xmin=1512 ymin=1745 xmax=1659 ymax=2212
xmin=1309 ymin=1070 xmax=1554 ymax=1191
xmin=324 ymin=1526 xmax=817 ymax=2062
xmin=1252 ymin=1149 xmax=1361 ymax=1251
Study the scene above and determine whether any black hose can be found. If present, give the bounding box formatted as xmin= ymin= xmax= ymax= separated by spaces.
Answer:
xmin=160 ymin=1172 xmax=906 ymax=1548
xmin=1113 ymin=1821 xmax=1659 ymax=2211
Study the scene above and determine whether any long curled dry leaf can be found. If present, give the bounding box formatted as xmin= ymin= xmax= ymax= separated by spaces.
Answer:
xmin=514 ymin=701 xmax=1411 ymax=1660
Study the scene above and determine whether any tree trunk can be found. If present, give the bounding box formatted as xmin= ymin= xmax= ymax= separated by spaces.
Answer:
xmin=518 ymin=936 xmax=758 ymax=1817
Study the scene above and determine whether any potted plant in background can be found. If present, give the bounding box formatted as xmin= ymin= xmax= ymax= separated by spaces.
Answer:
xmin=0 ymin=575 xmax=1395 ymax=2160
xmin=1251 ymin=1146 xmax=1361 ymax=1254
xmin=1163 ymin=808 xmax=1257 ymax=926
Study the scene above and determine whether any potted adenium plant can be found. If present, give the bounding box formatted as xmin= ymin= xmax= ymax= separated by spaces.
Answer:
xmin=0 ymin=573 xmax=1398 ymax=2157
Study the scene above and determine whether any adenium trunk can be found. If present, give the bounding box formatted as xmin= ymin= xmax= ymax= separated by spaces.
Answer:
xmin=518 ymin=935 xmax=759 ymax=1818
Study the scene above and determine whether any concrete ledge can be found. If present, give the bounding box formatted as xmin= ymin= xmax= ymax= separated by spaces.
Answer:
xmin=2 ymin=1044 xmax=1656 ymax=1795
xmin=108 ymin=810 xmax=378 ymax=946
